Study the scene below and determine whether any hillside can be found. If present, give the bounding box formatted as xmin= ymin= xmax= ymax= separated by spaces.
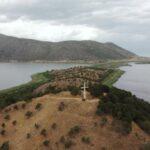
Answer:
xmin=0 ymin=34 xmax=136 ymax=61
xmin=0 ymin=92 xmax=149 ymax=150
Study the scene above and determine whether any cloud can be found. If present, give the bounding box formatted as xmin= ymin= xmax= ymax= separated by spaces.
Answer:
xmin=0 ymin=0 xmax=150 ymax=56
xmin=0 ymin=0 xmax=38 ymax=6
xmin=0 ymin=19 xmax=109 ymax=42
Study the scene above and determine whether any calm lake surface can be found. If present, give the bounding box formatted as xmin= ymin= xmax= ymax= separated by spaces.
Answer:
xmin=0 ymin=62 xmax=87 ymax=90
xmin=114 ymin=63 xmax=150 ymax=103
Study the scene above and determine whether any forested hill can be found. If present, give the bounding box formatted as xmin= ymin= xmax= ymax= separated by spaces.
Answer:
xmin=0 ymin=34 xmax=136 ymax=61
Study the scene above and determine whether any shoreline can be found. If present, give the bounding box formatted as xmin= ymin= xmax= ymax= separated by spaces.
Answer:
xmin=0 ymin=60 xmax=102 ymax=64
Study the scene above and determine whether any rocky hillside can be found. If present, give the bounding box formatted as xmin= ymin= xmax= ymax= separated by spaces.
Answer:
xmin=0 ymin=92 xmax=149 ymax=150
xmin=0 ymin=34 xmax=136 ymax=61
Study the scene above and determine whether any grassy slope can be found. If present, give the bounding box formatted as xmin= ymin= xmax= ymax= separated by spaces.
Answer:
xmin=102 ymin=69 xmax=124 ymax=87
xmin=93 ymin=60 xmax=130 ymax=69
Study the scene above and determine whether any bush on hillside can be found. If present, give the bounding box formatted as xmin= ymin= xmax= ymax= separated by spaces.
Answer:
xmin=51 ymin=123 xmax=57 ymax=130
xmin=12 ymin=120 xmax=17 ymax=126
xmin=21 ymin=103 xmax=26 ymax=109
xmin=58 ymin=102 xmax=65 ymax=111
xmin=40 ymin=129 xmax=47 ymax=137
xmin=0 ymin=141 xmax=9 ymax=150
xmin=1 ymin=123 xmax=5 ymax=128
xmin=68 ymin=86 xmax=80 ymax=96
xmin=0 ymin=130 xmax=6 ymax=136
xmin=68 ymin=125 xmax=81 ymax=137
xmin=89 ymin=84 xmax=109 ymax=97
xmin=26 ymin=133 xmax=31 ymax=139
xmin=43 ymin=140 xmax=50 ymax=147
xmin=96 ymin=86 xmax=150 ymax=134
xmin=13 ymin=105 xmax=19 ymax=110
xmin=100 ymin=117 xmax=108 ymax=127
xmin=35 ymin=123 xmax=40 ymax=129
xmin=64 ymin=139 xmax=74 ymax=149
xmin=35 ymin=103 xmax=42 ymax=111
xmin=60 ymin=136 xmax=65 ymax=143
xmin=25 ymin=111 xmax=33 ymax=119
xmin=81 ymin=136 xmax=91 ymax=144
xmin=4 ymin=115 xmax=10 ymax=121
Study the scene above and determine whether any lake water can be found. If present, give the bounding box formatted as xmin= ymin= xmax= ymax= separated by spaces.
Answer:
xmin=114 ymin=63 xmax=150 ymax=103
xmin=0 ymin=62 xmax=87 ymax=90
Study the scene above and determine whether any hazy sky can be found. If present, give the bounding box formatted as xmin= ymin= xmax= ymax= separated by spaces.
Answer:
xmin=0 ymin=0 xmax=150 ymax=56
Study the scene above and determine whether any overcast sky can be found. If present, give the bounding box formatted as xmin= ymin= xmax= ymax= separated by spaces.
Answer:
xmin=0 ymin=0 xmax=150 ymax=56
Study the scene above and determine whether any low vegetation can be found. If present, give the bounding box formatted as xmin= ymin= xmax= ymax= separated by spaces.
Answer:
xmin=0 ymin=141 xmax=9 ymax=150
xmin=68 ymin=125 xmax=81 ymax=137
xmin=81 ymin=136 xmax=91 ymax=144
xmin=51 ymin=123 xmax=57 ymax=130
xmin=12 ymin=120 xmax=17 ymax=126
xmin=96 ymin=85 xmax=150 ymax=134
xmin=1 ymin=123 xmax=5 ymax=128
xmin=43 ymin=140 xmax=50 ymax=147
xmin=0 ymin=130 xmax=6 ymax=136
xmin=102 ymin=69 xmax=124 ymax=87
xmin=58 ymin=102 xmax=65 ymax=111
xmin=4 ymin=115 xmax=10 ymax=121
xmin=34 ymin=123 xmax=40 ymax=129
xmin=68 ymin=86 xmax=80 ymax=96
xmin=26 ymin=133 xmax=31 ymax=139
xmin=25 ymin=111 xmax=33 ymax=119
xmin=64 ymin=139 xmax=74 ymax=149
xmin=35 ymin=103 xmax=42 ymax=111
xmin=100 ymin=117 xmax=108 ymax=127
xmin=40 ymin=129 xmax=47 ymax=137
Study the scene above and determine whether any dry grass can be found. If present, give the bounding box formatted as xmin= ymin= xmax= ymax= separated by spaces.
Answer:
xmin=0 ymin=92 xmax=149 ymax=150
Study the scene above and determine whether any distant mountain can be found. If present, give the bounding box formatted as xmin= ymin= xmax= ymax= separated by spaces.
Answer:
xmin=0 ymin=34 xmax=136 ymax=61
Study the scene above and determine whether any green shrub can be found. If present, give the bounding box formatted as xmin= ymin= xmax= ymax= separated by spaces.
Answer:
xmin=35 ymin=103 xmax=42 ymax=111
xmin=4 ymin=115 xmax=10 ymax=121
xmin=68 ymin=86 xmax=80 ymax=96
xmin=58 ymin=102 xmax=65 ymax=111
xmin=40 ymin=129 xmax=47 ymax=137
xmin=0 ymin=130 xmax=6 ymax=136
xmin=25 ymin=111 xmax=33 ymax=119
xmin=0 ymin=141 xmax=9 ymax=150
xmin=97 ymin=86 xmax=150 ymax=134
xmin=35 ymin=123 xmax=40 ymax=129
xmin=1 ymin=123 xmax=5 ymax=128
xmin=21 ymin=103 xmax=26 ymax=109
xmin=13 ymin=105 xmax=18 ymax=110
xmin=26 ymin=133 xmax=31 ymax=139
xmin=138 ymin=121 xmax=150 ymax=134
xmin=43 ymin=140 xmax=50 ymax=147
xmin=100 ymin=117 xmax=108 ymax=127
xmin=81 ymin=136 xmax=91 ymax=144
xmin=68 ymin=125 xmax=81 ymax=137
xmin=64 ymin=139 xmax=74 ymax=149
xmin=60 ymin=136 xmax=65 ymax=143
xmin=89 ymin=84 xmax=109 ymax=97
xmin=51 ymin=123 xmax=57 ymax=130
xmin=12 ymin=120 xmax=17 ymax=126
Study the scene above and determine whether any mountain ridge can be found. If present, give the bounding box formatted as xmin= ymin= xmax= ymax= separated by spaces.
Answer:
xmin=0 ymin=34 xmax=136 ymax=61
